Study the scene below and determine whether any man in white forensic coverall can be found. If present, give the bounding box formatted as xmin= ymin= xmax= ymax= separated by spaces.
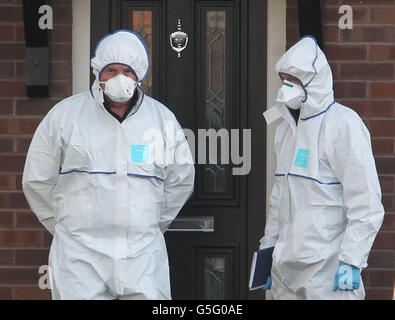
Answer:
xmin=22 ymin=30 xmax=195 ymax=300
xmin=259 ymin=35 xmax=385 ymax=300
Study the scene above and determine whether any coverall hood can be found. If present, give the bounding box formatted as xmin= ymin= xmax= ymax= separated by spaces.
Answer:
xmin=275 ymin=35 xmax=334 ymax=120
xmin=90 ymin=29 xmax=149 ymax=105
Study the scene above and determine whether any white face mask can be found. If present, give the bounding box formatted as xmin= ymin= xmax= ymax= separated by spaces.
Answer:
xmin=100 ymin=74 xmax=137 ymax=103
xmin=276 ymin=80 xmax=305 ymax=110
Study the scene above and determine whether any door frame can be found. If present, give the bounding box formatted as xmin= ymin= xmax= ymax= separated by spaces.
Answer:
xmin=245 ymin=0 xmax=267 ymax=300
xmin=90 ymin=0 xmax=267 ymax=300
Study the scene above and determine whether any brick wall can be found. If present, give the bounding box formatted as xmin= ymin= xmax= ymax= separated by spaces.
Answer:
xmin=287 ymin=0 xmax=395 ymax=300
xmin=0 ymin=0 xmax=72 ymax=300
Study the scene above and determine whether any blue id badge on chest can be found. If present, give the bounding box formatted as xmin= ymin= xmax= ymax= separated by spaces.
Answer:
xmin=131 ymin=145 xmax=149 ymax=163
xmin=294 ymin=148 xmax=310 ymax=168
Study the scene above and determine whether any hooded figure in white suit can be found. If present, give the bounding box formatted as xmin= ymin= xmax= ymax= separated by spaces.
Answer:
xmin=22 ymin=30 xmax=195 ymax=300
xmin=261 ymin=36 xmax=385 ymax=300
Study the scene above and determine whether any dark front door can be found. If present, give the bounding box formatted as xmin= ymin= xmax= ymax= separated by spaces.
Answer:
xmin=92 ymin=0 xmax=267 ymax=300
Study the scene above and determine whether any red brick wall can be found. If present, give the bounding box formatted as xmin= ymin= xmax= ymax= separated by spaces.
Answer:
xmin=287 ymin=0 xmax=395 ymax=300
xmin=0 ymin=0 xmax=72 ymax=300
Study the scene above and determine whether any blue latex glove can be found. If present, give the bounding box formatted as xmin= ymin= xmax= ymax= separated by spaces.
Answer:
xmin=332 ymin=261 xmax=361 ymax=291
xmin=263 ymin=276 xmax=272 ymax=290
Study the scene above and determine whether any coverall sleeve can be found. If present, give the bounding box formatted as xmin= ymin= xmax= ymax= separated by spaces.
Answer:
xmin=259 ymin=127 xmax=282 ymax=250
xmin=259 ymin=176 xmax=281 ymax=249
xmin=22 ymin=114 xmax=61 ymax=235
xmin=324 ymin=116 xmax=385 ymax=269
xmin=160 ymin=119 xmax=195 ymax=233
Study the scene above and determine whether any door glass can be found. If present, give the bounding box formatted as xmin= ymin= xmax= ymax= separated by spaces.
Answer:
xmin=131 ymin=10 xmax=153 ymax=96
xmin=205 ymin=10 xmax=226 ymax=193
xmin=204 ymin=257 xmax=225 ymax=299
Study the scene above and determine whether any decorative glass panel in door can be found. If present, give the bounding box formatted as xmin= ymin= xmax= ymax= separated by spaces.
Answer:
xmin=131 ymin=11 xmax=153 ymax=96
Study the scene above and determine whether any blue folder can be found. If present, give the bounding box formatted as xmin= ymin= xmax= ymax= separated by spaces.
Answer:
xmin=249 ymin=246 xmax=274 ymax=290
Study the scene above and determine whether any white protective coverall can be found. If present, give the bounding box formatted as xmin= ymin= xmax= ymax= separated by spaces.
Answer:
xmin=22 ymin=30 xmax=195 ymax=300
xmin=261 ymin=36 xmax=385 ymax=300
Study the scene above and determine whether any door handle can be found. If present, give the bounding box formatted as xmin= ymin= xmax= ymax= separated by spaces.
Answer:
xmin=167 ymin=216 xmax=214 ymax=232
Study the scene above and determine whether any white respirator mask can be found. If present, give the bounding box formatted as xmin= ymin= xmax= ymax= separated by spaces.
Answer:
xmin=100 ymin=73 xmax=137 ymax=103
xmin=276 ymin=80 xmax=305 ymax=110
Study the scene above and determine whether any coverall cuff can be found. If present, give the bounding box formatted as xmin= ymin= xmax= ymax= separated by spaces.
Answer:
xmin=337 ymin=253 xmax=367 ymax=270
xmin=259 ymin=237 xmax=277 ymax=250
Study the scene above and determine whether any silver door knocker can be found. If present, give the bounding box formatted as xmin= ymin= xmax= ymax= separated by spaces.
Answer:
xmin=169 ymin=19 xmax=189 ymax=58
